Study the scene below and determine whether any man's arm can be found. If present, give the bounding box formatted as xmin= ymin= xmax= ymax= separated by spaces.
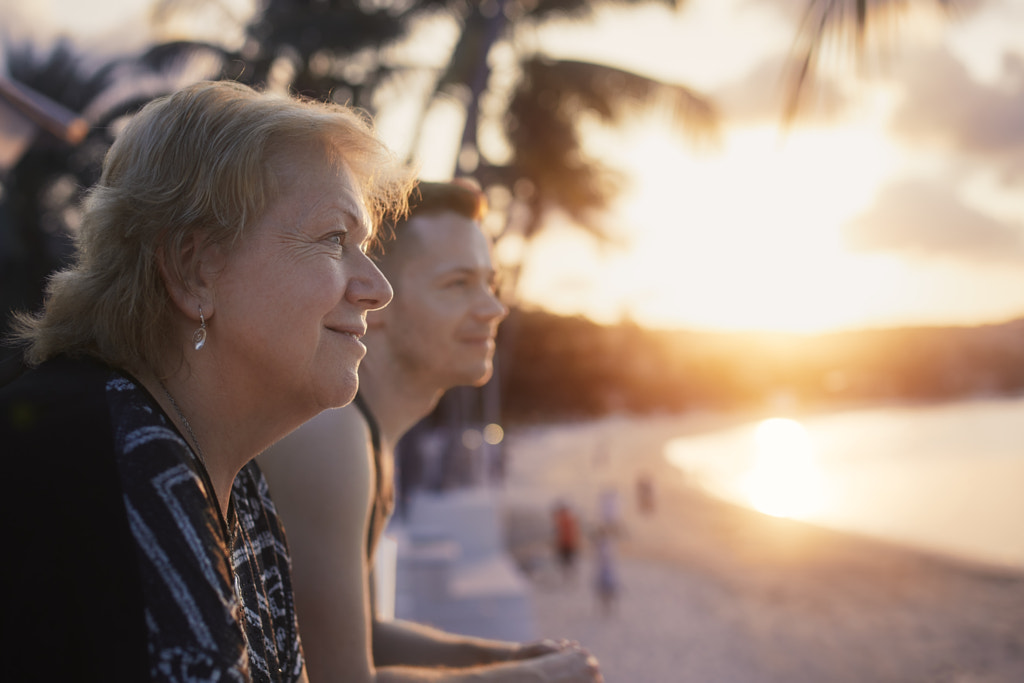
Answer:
xmin=373 ymin=617 xmax=565 ymax=668
xmin=375 ymin=650 xmax=602 ymax=683
xmin=259 ymin=405 xmax=379 ymax=683
xmin=260 ymin=408 xmax=602 ymax=682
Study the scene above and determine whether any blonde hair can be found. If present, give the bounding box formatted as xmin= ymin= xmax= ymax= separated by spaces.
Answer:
xmin=11 ymin=80 xmax=415 ymax=374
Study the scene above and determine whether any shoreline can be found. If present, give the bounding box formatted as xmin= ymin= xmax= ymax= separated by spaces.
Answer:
xmin=500 ymin=412 xmax=1024 ymax=682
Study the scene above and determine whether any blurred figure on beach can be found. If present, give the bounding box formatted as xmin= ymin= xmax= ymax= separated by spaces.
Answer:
xmin=636 ymin=472 xmax=656 ymax=515
xmin=553 ymin=500 xmax=582 ymax=581
xmin=260 ymin=180 xmax=603 ymax=682
xmin=593 ymin=525 xmax=621 ymax=617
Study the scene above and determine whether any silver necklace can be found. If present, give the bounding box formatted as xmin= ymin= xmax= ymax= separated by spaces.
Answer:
xmin=159 ymin=381 xmax=207 ymax=469
xmin=159 ymin=381 xmax=238 ymax=567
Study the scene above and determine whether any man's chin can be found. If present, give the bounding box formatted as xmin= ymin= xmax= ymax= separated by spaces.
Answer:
xmin=467 ymin=364 xmax=494 ymax=388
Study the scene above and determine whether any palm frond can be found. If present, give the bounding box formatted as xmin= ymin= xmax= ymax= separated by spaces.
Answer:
xmin=522 ymin=58 xmax=717 ymax=140
xmin=783 ymin=0 xmax=957 ymax=124
xmin=522 ymin=0 xmax=685 ymax=22
xmin=81 ymin=42 xmax=226 ymax=125
xmin=499 ymin=57 xmax=716 ymax=239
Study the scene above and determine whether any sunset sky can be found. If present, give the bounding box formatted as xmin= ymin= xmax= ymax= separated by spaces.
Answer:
xmin=510 ymin=0 xmax=1024 ymax=333
xmin=5 ymin=0 xmax=1024 ymax=334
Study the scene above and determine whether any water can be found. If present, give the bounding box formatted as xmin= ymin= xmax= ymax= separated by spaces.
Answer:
xmin=665 ymin=396 xmax=1024 ymax=570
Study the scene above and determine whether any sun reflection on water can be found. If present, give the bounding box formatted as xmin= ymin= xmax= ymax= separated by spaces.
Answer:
xmin=742 ymin=418 xmax=826 ymax=519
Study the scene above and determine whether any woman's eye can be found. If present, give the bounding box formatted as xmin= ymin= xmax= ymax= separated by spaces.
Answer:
xmin=327 ymin=233 xmax=345 ymax=246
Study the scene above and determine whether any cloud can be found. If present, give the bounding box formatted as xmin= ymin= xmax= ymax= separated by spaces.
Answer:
xmin=890 ymin=45 xmax=1024 ymax=182
xmin=732 ymin=1 xmax=1021 ymax=133
xmin=844 ymin=178 xmax=1024 ymax=263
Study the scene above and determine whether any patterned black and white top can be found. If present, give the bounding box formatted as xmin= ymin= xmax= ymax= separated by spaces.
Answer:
xmin=1 ymin=356 xmax=304 ymax=682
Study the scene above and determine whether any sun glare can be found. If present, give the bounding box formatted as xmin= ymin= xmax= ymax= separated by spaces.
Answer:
xmin=742 ymin=418 xmax=826 ymax=518
xmin=521 ymin=90 xmax=917 ymax=334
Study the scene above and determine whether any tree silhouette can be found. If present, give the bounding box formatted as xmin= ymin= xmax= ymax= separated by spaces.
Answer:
xmin=0 ymin=37 xmax=225 ymax=349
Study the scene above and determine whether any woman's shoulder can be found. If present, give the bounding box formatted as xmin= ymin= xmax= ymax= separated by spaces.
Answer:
xmin=2 ymin=354 xmax=152 ymax=682
xmin=0 ymin=353 xmax=112 ymax=399
xmin=0 ymin=354 xmax=123 ymax=456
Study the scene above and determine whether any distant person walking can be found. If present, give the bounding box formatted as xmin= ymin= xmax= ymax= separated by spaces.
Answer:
xmin=553 ymin=501 xmax=581 ymax=581
xmin=636 ymin=472 xmax=656 ymax=515
xmin=593 ymin=526 xmax=621 ymax=616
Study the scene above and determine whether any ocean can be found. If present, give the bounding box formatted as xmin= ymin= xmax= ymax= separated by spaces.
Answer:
xmin=664 ymin=395 xmax=1024 ymax=570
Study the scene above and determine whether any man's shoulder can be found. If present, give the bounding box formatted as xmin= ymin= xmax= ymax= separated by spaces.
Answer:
xmin=266 ymin=404 xmax=371 ymax=458
xmin=259 ymin=403 xmax=374 ymax=502
xmin=258 ymin=403 xmax=374 ymax=560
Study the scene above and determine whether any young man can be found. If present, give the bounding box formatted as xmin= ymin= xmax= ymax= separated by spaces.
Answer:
xmin=259 ymin=181 xmax=602 ymax=682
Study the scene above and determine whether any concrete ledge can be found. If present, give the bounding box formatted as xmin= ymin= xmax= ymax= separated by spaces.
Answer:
xmin=388 ymin=487 xmax=538 ymax=643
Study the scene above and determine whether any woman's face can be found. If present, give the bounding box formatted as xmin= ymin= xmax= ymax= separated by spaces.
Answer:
xmin=208 ymin=152 xmax=392 ymax=419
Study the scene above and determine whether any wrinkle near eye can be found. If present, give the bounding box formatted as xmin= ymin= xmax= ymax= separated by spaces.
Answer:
xmin=275 ymin=230 xmax=339 ymax=261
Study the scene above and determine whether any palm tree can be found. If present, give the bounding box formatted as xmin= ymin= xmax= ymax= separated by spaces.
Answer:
xmin=408 ymin=1 xmax=715 ymax=248
xmin=396 ymin=0 xmax=956 ymax=291
xmin=0 ymin=36 xmax=227 ymax=348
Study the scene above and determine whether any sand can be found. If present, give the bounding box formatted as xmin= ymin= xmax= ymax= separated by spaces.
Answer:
xmin=499 ymin=413 xmax=1024 ymax=683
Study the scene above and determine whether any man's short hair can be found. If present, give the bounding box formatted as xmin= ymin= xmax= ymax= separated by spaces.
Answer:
xmin=374 ymin=180 xmax=487 ymax=257
xmin=407 ymin=180 xmax=488 ymax=223
xmin=371 ymin=180 xmax=489 ymax=280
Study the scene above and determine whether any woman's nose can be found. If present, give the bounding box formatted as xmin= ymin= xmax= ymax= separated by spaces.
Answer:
xmin=351 ymin=253 xmax=393 ymax=311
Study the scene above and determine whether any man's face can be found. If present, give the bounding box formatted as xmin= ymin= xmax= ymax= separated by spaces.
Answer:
xmin=369 ymin=211 xmax=507 ymax=391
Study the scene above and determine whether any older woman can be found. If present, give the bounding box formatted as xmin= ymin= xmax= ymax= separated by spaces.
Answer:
xmin=0 ymin=80 xmax=414 ymax=682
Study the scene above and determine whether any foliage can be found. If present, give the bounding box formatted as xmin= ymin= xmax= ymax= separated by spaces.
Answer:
xmin=784 ymin=0 xmax=958 ymax=123
xmin=499 ymin=308 xmax=1024 ymax=424
xmin=0 ymin=37 xmax=225 ymax=342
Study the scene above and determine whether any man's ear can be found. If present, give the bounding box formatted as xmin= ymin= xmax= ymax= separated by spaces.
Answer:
xmin=157 ymin=233 xmax=226 ymax=322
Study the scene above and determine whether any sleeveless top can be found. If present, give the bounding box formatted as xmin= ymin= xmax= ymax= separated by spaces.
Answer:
xmin=352 ymin=392 xmax=394 ymax=563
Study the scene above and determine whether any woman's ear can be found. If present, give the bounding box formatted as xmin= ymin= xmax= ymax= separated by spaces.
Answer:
xmin=157 ymin=233 xmax=226 ymax=323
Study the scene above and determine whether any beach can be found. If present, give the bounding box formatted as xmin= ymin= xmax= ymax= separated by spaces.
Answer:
xmin=499 ymin=413 xmax=1024 ymax=683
